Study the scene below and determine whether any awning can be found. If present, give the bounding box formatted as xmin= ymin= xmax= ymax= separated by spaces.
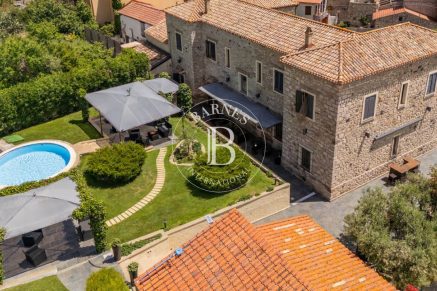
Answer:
xmin=85 ymin=81 xmax=181 ymax=132
xmin=373 ymin=117 xmax=422 ymax=141
xmin=0 ymin=178 xmax=80 ymax=239
xmin=199 ymin=83 xmax=282 ymax=129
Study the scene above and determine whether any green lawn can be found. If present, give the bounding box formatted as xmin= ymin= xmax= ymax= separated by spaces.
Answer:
xmin=82 ymin=149 xmax=159 ymax=218
xmin=105 ymin=117 xmax=275 ymax=243
xmin=4 ymin=276 xmax=68 ymax=291
xmin=9 ymin=109 xmax=101 ymax=145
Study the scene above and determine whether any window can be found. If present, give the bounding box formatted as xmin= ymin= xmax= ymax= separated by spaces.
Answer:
xmin=172 ymin=73 xmax=185 ymax=84
xmin=362 ymin=93 xmax=377 ymax=122
xmin=399 ymin=82 xmax=409 ymax=107
xmin=256 ymin=61 xmax=262 ymax=84
xmin=175 ymin=32 xmax=182 ymax=51
xmin=391 ymin=136 xmax=400 ymax=157
xmin=225 ymin=47 xmax=231 ymax=68
xmin=239 ymin=73 xmax=248 ymax=95
xmin=300 ymin=146 xmax=312 ymax=172
xmin=274 ymin=123 xmax=282 ymax=141
xmin=206 ymin=40 xmax=216 ymax=61
xmin=305 ymin=6 xmax=312 ymax=15
xmin=426 ymin=71 xmax=437 ymax=97
xmin=295 ymin=90 xmax=315 ymax=120
xmin=273 ymin=69 xmax=284 ymax=94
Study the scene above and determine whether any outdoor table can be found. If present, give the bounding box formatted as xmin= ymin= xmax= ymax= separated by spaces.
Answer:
xmin=22 ymin=230 xmax=43 ymax=247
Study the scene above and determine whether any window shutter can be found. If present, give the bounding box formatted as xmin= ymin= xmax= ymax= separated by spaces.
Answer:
xmin=364 ymin=95 xmax=376 ymax=120
xmin=306 ymin=94 xmax=314 ymax=119
xmin=296 ymin=90 xmax=303 ymax=112
xmin=428 ymin=73 xmax=437 ymax=94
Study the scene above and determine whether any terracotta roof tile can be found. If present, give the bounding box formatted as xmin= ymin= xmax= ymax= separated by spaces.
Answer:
xmin=373 ymin=7 xmax=437 ymax=21
xmin=145 ymin=19 xmax=168 ymax=43
xmin=257 ymin=215 xmax=396 ymax=290
xmin=119 ymin=1 xmax=165 ymax=25
xmin=239 ymin=0 xmax=298 ymax=9
xmin=281 ymin=22 xmax=437 ymax=84
xmin=135 ymin=209 xmax=311 ymax=290
xmin=132 ymin=0 xmax=184 ymax=10
xmin=166 ymin=0 xmax=353 ymax=54
xmin=121 ymin=41 xmax=170 ymax=68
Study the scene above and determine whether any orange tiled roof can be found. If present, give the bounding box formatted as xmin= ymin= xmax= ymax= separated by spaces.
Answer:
xmin=145 ymin=19 xmax=168 ymax=43
xmin=121 ymin=41 xmax=169 ymax=68
xmin=257 ymin=215 xmax=396 ymax=290
xmin=132 ymin=0 xmax=184 ymax=10
xmin=281 ymin=23 xmax=437 ymax=84
xmin=166 ymin=0 xmax=353 ymax=54
xmin=239 ymin=0 xmax=298 ymax=9
xmin=373 ymin=7 xmax=436 ymax=21
xmin=119 ymin=1 xmax=165 ymax=25
xmin=135 ymin=209 xmax=311 ymax=290
xmin=136 ymin=209 xmax=395 ymax=290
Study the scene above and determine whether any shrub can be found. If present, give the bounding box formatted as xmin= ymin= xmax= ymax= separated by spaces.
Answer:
xmin=127 ymin=262 xmax=138 ymax=273
xmin=86 ymin=268 xmax=128 ymax=291
xmin=191 ymin=147 xmax=251 ymax=192
xmin=174 ymin=139 xmax=201 ymax=163
xmin=120 ymin=234 xmax=162 ymax=256
xmin=177 ymin=83 xmax=192 ymax=114
xmin=85 ymin=142 xmax=146 ymax=185
xmin=0 ymin=227 xmax=5 ymax=285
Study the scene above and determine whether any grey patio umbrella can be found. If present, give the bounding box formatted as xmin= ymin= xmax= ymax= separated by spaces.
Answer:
xmin=0 ymin=178 xmax=80 ymax=239
xmin=142 ymin=78 xmax=179 ymax=94
xmin=85 ymin=81 xmax=181 ymax=132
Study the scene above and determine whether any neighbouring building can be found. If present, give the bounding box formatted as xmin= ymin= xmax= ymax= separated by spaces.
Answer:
xmin=85 ymin=0 xmax=114 ymax=24
xmin=135 ymin=209 xmax=395 ymax=289
xmin=119 ymin=1 xmax=165 ymax=43
xmin=372 ymin=4 xmax=437 ymax=29
xmin=164 ymin=0 xmax=437 ymax=200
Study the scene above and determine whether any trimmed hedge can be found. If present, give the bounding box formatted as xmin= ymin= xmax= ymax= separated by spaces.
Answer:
xmin=121 ymin=234 xmax=162 ymax=256
xmin=0 ymin=227 xmax=5 ymax=285
xmin=0 ymin=49 xmax=150 ymax=136
xmin=191 ymin=147 xmax=251 ymax=192
xmin=0 ymin=172 xmax=70 ymax=197
xmin=86 ymin=268 xmax=128 ymax=291
xmin=85 ymin=142 xmax=146 ymax=185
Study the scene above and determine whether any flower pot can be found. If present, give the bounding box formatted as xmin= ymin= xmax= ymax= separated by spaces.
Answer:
xmin=112 ymin=245 xmax=121 ymax=261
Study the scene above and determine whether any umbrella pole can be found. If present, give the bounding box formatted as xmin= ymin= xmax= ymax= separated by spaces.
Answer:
xmin=119 ymin=131 xmax=123 ymax=143
xmin=99 ymin=112 xmax=103 ymax=136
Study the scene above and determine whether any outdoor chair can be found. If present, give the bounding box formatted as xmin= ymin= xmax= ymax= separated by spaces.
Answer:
xmin=24 ymin=245 xmax=47 ymax=266
xmin=78 ymin=220 xmax=93 ymax=241
xmin=158 ymin=125 xmax=170 ymax=138
xmin=22 ymin=230 xmax=43 ymax=247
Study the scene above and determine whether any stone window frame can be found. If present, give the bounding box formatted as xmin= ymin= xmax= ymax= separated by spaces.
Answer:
xmin=398 ymin=81 xmax=409 ymax=109
xmin=299 ymin=145 xmax=312 ymax=173
xmin=224 ymin=47 xmax=231 ymax=69
xmin=175 ymin=31 xmax=183 ymax=52
xmin=238 ymin=72 xmax=249 ymax=96
xmin=205 ymin=39 xmax=217 ymax=62
xmin=298 ymin=88 xmax=317 ymax=122
xmin=256 ymin=61 xmax=263 ymax=85
xmin=425 ymin=70 xmax=437 ymax=98
xmin=273 ymin=68 xmax=284 ymax=95
xmin=361 ymin=92 xmax=378 ymax=124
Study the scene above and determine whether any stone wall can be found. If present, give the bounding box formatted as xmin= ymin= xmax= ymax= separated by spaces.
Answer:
xmin=328 ymin=0 xmax=377 ymax=26
xmin=404 ymin=0 xmax=437 ymax=19
xmin=331 ymin=58 xmax=437 ymax=199
xmin=373 ymin=12 xmax=437 ymax=29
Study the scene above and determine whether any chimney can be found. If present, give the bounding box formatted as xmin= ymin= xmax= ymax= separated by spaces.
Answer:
xmin=203 ymin=0 xmax=209 ymax=14
xmin=304 ymin=27 xmax=314 ymax=49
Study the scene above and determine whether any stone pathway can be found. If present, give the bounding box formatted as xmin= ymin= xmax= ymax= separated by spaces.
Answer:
xmin=72 ymin=140 xmax=102 ymax=155
xmin=106 ymin=147 xmax=167 ymax=227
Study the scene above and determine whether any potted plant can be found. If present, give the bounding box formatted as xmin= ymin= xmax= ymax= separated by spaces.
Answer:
xmin=112 ymin=238 xmax=121 ymax=261
xmin=128 ymin=261 xmax=139 ymax=284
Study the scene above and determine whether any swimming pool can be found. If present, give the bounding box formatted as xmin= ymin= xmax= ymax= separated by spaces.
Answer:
xmin=0 ymin=141 xmax=77 ymax=187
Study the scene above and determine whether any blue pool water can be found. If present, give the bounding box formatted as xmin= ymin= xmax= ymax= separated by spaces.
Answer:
xmin=0 ymin=143 xmax=71 ymax=186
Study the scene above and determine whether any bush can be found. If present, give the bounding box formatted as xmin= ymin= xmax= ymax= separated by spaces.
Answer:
xmin=121 ymin=234 xmax=162 ymax=256
xmin=174 ymin=139 xmax=201 ymax=163
xmin=191 ymin=147 xmax=251 ymax=192
xmin=86 ymin=268 xmax=128 ymax=291
xmin=85 ymin=142 xmax=146 ymax=184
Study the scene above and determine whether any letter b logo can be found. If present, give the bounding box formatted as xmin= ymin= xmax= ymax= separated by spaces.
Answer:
xmin=207 ymin=127 xmax=236 ymax=166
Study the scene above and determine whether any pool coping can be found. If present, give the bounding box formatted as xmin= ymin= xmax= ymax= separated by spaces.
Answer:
xmin=0 ymin=140 xmax=78 ymax=189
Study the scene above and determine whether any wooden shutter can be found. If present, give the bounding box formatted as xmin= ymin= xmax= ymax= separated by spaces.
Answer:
xmin=364 ymin=95 xmax=376 ymax=120
xmin=296 ymin=90 xmax=303 ymax=112
xmin=306 ymin=94 xmax=314 ymax=119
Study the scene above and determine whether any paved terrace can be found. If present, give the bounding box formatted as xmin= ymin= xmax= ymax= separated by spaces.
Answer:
xmin=255 ymin=149 xmax=437 ymax=237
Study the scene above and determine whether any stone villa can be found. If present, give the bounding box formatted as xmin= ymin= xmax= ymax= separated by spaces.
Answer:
xmin=164 ymin=0 xmax=437 ymax=200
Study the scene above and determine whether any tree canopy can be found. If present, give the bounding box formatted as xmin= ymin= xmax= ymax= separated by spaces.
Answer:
xmin=344 ymin=169 xmax=437 ymax=289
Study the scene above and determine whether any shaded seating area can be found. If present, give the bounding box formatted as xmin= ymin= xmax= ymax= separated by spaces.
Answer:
xmin=388 ymin=156 xmax=421 ymax=183
xmin=86 ymin=78 xmax=181 ymax=147
xmin=0 ymin=178 xmax=95 ymax=278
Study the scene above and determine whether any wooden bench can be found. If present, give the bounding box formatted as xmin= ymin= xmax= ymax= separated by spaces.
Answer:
xmin=388 ymin=156 xmax=421 ymax=183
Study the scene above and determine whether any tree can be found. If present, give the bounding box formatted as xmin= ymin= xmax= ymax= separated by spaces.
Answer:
xmin=0 ymin=10 xmax=23 ymax=39
xmin=177 ymin=83 xmax=193 ymax=114
xmin=344 ymin=169 xmax=437 ymax=289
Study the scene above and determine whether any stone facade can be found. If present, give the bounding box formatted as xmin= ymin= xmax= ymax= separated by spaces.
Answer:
xmin=404 ymin=0 xmax=437 ymax=19
xmin=373 ymin=11 xmax=437 ymax=29
xmin=166 ymin=11 xmax=437 ymax=200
